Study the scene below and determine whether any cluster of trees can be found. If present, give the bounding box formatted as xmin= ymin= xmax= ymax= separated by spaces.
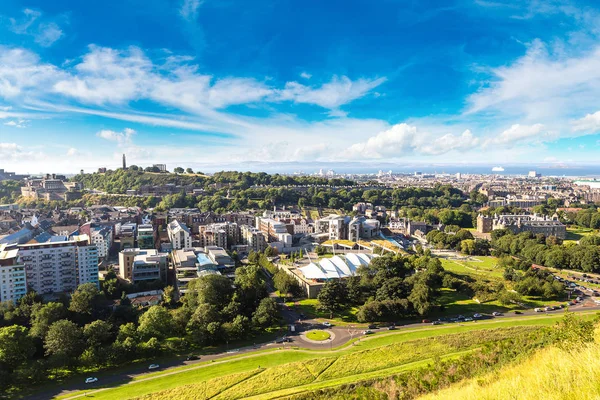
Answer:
xmin=491 ymin=230 xmax=600 ymax=272
xmin=0 ymin=266 xmax=279 ymax=393
xmin=0 ymin=180 xmax=22 ymax=204
xmin=425 ymin=229 xmax=490 ymax=255
xmin=561 ymin=207 xmax=600 ymax=229
xmin=399 ymin=205 xmax=477 ymax=228
xmin=315 ymin=254 xmax=448 ymax=322
xmin=500 ymin=257 xmax=564 ymax=299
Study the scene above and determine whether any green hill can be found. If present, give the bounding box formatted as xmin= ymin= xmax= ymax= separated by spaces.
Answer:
xmin=54 ymin=313 xmax=596 ymax=400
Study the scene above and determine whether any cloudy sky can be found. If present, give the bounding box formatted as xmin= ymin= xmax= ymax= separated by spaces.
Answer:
xmin=1 ymin=0 xmax=600 ymax=173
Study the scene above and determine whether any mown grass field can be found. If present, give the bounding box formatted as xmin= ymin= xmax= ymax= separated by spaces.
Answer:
xmin=565 ymin=226 xmax=597 ymax=243
xmin=285 ymin=298 xmax=360 ymax=324
xmin=306 ymin=330 xmax=331 ymax=341
xmin=439 ymin=256 xmax=504 ymax=279
xmin=55 ymin=312 xmax=598 ymax=400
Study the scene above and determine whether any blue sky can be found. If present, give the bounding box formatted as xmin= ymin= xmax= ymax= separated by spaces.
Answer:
xmin=1 ymin=0 xmax=600 ymax=173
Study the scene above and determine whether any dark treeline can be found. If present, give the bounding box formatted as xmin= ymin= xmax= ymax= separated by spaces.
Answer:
xmin=491 ymin=229 xmax=600 ymax=272
xmin=0 ymin=264 xmax=278 ymax=395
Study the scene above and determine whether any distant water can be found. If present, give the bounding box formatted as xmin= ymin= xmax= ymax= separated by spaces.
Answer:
xmin=199 ymin=162 xmax=600 ymax=178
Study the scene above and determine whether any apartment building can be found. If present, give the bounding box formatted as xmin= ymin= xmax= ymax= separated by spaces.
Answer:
xmin=240 ymin=224 xmax=267 ymax=253
xmin=91 ymin=226 xmax=112 ymax=258
xmin=348 ymin=216 xmax=381 ymax=242
xmin=0 ymin=244 xmax=27 ymax=303
xmin=167 ymin=220 xmax=192 ymax=250
xmin=137 ymin=224 xmax=156 ymax=249
xmin=18 ymin=234 xmax=99 ymax=295
xmin=118 ymin=248 xmax=168 ymax=283
xmin=171 ymin=247 xmax=220 ymax=294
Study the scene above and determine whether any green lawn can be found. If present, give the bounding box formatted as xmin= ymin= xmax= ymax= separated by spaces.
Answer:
xmin=306 ymin=330 xmax=331 ymax=341
xmin=55 ymin=312 xmax=598 ymax=400
xmin=440 ymin=256 xmax=504 ymax=279
xmin=433 ymin=288 xmax=567 ymax=317
xmin=565 ymin=227 xmax=597 ymax=243
xmin=285 ymin=299 xmax=360 ymax=325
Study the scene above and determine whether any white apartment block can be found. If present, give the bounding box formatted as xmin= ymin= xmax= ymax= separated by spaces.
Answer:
xmin=167 ymin=220 xmax=192 ymax=250
xmin=18 ymin=235 xmax=99 ymax=295
xmin=0 ymin=244 xmax=27 ymax=303
xmin=240 ymin=224 xmax=267 ymax=253
xmin=91 ymin=226 xmax=112 ymax=259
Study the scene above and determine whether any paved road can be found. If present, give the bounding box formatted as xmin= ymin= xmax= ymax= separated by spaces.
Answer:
xmin=37 ymin=301 xmax=600 ymax=400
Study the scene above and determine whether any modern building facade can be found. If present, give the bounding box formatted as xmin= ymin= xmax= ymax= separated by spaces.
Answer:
xmin=118 ymin=248 xmax=168 ymax=283
xmin=18 ymin=235 xmax=99 ymax=295
xmin=0 ymin=244 xmax=27 ymax=303
xmin=167 ymin=220 xmax=192 ymax=250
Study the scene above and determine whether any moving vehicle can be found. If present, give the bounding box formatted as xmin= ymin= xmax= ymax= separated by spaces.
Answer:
xmin=186 ymin=355 xmax=199 ymax=361
xmin=432 ymin=321 xmax=442 ymax=325
xmin=148 ymin=364 xmax=160 ymax=370
xmin=421 ymin=319 xmax=431 ymax=323
xmin=492 ymin=311 xmax=502 ymax=316
xmin=322 ymin=321 xmax=332 ymax=327
xmin=473 ymin=313 xmax=482 ymax=319
xmin=85 ymin=377 xmax=98 ymax=384
xmin=363 ymin=330 xmax=374 ymax=335
xmin=388 ymin=325 xmax=397 ymax=330
xmin=368 ymin=324 xmax=377 ymax=329
xmin=534 ymin=308 xmax=542 ymax=312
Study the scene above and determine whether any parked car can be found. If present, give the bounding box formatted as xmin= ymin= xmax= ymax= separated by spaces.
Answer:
xmin=148 ymin=364 xmax=160 ymax=370
xmin=544 ymin=306 xmax=552 ymax=312
xmin=473 ymin=313 xmax=482 ymax=319
xmin=85 ymin=377 xmax=98 ymax=384
xmin=421 ymin=319 xmax=431 ymax=323
xmin=457 ymin=315 xmax=465 ymax=320
xmin=363 ymin=330 xmax=374 ymax=335
xmin=492 ymin=311 xmax=503 ymax=316
xmin=464 ymin=317 xmax=474 ymax=322
xmin=534 ymin=308 xmax=543 ymax=312
xmin=368 ymin=324 xmax=378 ymax=329
xmin=388 ymin=325 xmax=397 ymax=330
xmin=322 ymin=321 xmax=332 ymax=327
xmin=432 ymin=321 xmax=442 ymax=325
xmin=186 ymin=355 xmax=200 ymax=361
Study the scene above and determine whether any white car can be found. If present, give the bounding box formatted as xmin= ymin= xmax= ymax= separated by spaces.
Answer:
xmin=492 ymin=311 xmax=502 ymax=316
xmin=322 ymin=322 xmax=332 ymax=327
xmin=85 ymin=377 xmax=98 ymax=384
xmin=148 ymin=364 xmax=160 ymax=370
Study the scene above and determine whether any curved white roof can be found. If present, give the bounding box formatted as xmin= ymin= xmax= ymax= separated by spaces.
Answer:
xmin=299 ymin=253 xmax=377 ymax=280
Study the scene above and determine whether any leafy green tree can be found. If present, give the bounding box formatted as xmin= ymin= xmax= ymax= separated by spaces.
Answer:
xmin=0 ymin=325 xmax=34 ymax=368
xmin=162 ymin=286 xmax=177 ymax=307
xmin=83 ymin=320 xmax=113 ymax=348
xmin=184 ymin=275 xmax=234 ymax=311
xmin=317 ymin=280 xmax=348 ymax=318
xmin=186 ymin=168 xmax=194 ymax=174
xmin=273 ymin=270 xmax=302 ymax=298
xmin=408 ymin=283 xmax=432 ymax=315
xmin=69 ymin=283 xmax=103 ymax=316
xmin=174 ymin=167 xmax=184 ymax=173
xmin=137 ymin=306 xmax=175 ymax=340
xmin=44 ymin=320 xmax=85 ymax=362
xmin=251 ymin=298 xmax=278 ymax=329
xmin=29 ymin=302 xmax=66 ymax=339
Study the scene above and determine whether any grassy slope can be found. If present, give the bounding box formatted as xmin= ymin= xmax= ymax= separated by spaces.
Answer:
xmin=421 ymin=341 xmax=600 ymax=400
xmin=55 ymin=312 xmax=598 ymax=400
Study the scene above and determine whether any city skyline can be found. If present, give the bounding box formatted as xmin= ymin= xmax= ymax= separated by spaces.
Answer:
xmin=2 ymin=0 xmax=600 ymax=173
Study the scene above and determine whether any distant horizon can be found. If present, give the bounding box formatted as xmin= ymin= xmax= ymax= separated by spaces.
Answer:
xmin=7 ymin=161 xmax=600 ymax=178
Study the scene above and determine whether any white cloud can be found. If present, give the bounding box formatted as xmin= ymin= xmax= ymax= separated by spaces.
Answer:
xmin=66 ymin=147 xmax=78 ymax=156
xmin=346 ymin=124 xmax=419 ymax=158
xmin=419 ymin=129 xmax=480 ymax=155
xmin=96 ymin=128 xmax=136 ymax=145
xmin=484 ymin=123 xmax=546 ymax=147
xmin=0 ymin=46 xmax=63 ymax=98
xmin=467 ymin=40 xmax=600 ymax=121
xmin=3 ymin=118 xmax=28 ymax=128
xmin=300 ymin=72 xmax=312 ymax=79
xmin=276 ymin=75 xmax=387 ymax=109
xmin=572 ymin=111 xmax=600 ymax=132
xmin=8 ymin=8 xmax=64 ymax=47
xmin=35 ymin=22 xmax=63 ymax=47
xmin=180 ymin=0 xmax=203 ymax=21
